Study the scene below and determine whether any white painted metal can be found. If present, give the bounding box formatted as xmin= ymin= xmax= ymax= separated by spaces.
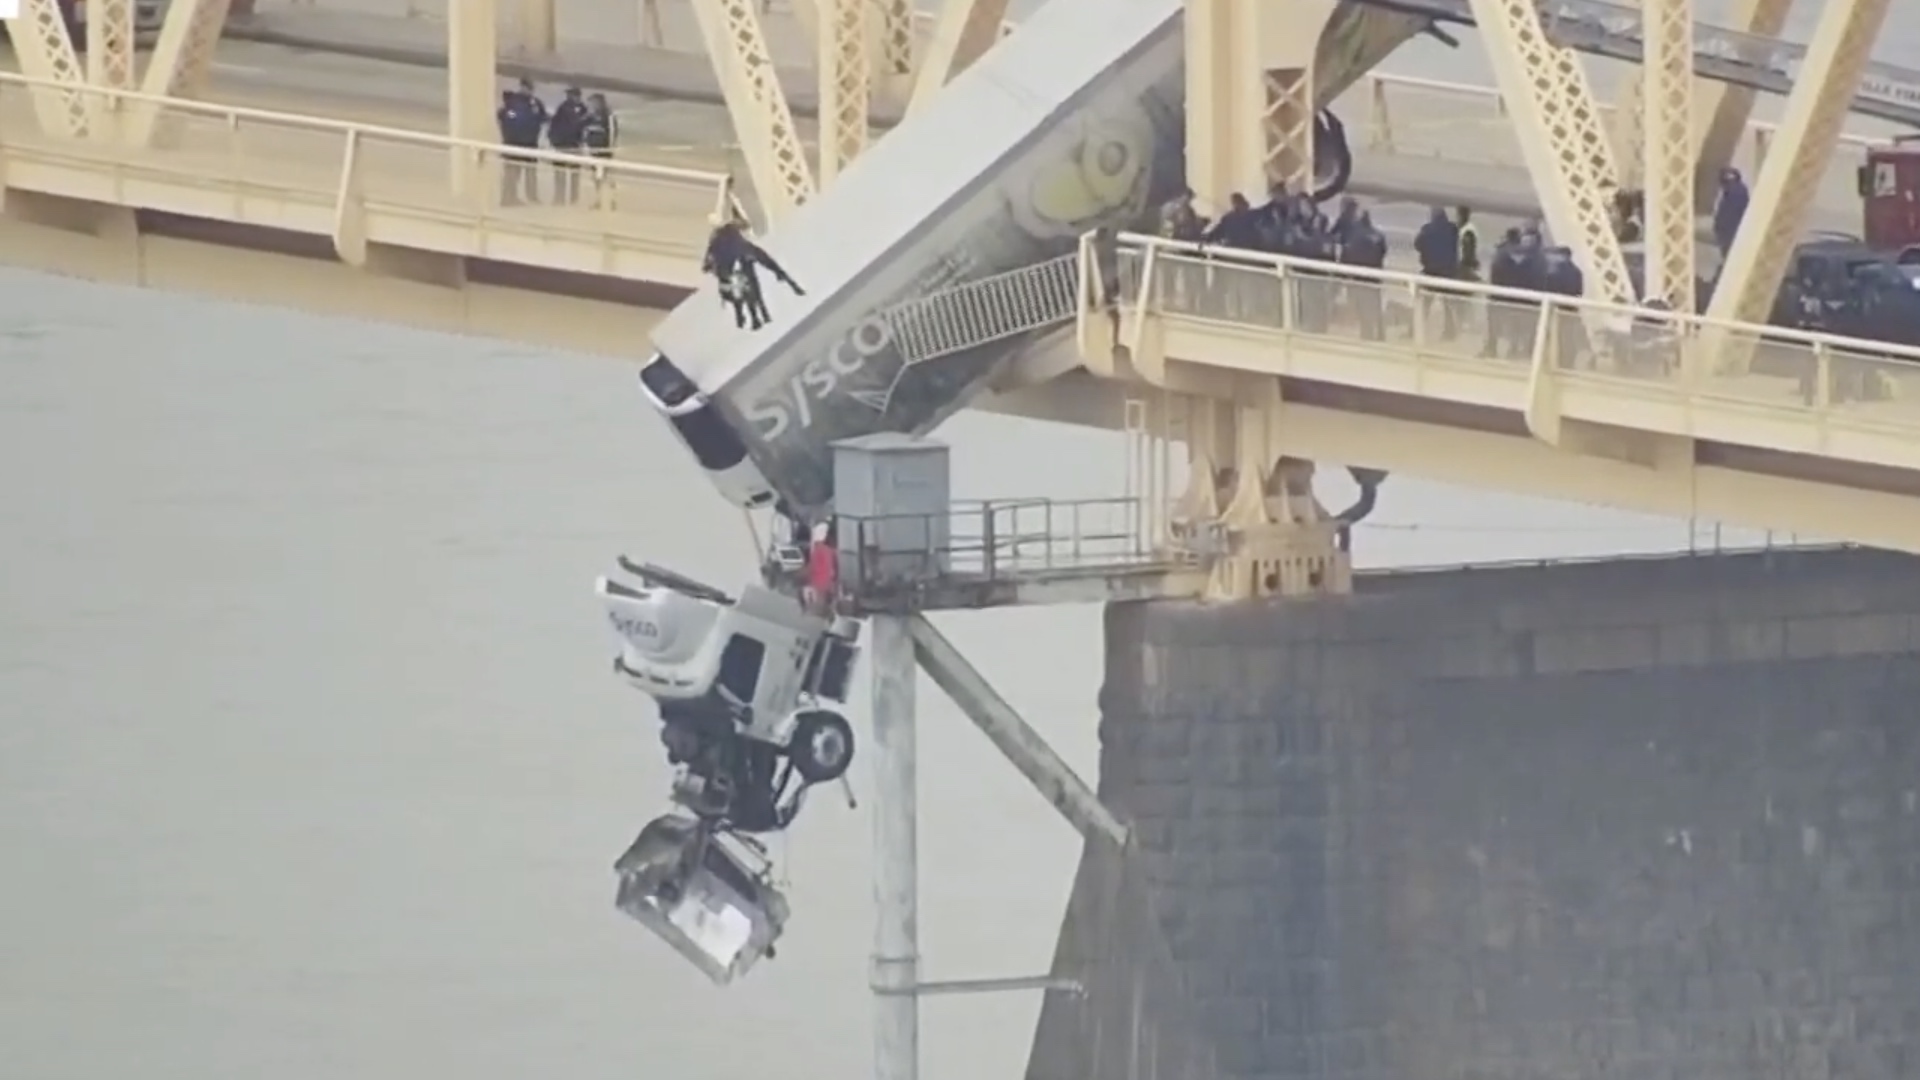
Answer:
xmin=1467 ymin=0 xmax=1634 ymax=306
xmin=816 ymin=0 xmax=869 ymax=185
xmin=869 ymin=616 xmax=921 ymax=1080
xmin=1692 ymin=0 xmax=1795 ymax=210
xmin=85 ymin=0 xmax=137 ymax=95
xmin=448 ymin=0 xmax=499 ymax=200
xmin=876 ymin=0 xmax=915 ymax=101
xmin=4 ymin=0 xmax=89 ymax=138
xmin=1707 ymin=0 xmax=1891 ymax=332
xmin=127 ymin=0 xmax=237 ymax=147
xmin=689 ymin=0 xmax=816 ymax=219
xmin=1642 ymin=0 xmax=1695 ymax=311
xmin=908 ymin=0 xmax=1011 ymax=114
xmin=518 ymin=0 xmax=556 ymax=53
xmin=877 ymin=255 xmax=1079 ymax=369
xmin=1183 ymin=0 xmax=1336 ymax=208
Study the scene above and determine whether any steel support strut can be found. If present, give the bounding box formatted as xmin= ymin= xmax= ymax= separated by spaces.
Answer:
xmin=1467 ymin=0 xmax=1633 ymax=304
xmin=1642 ymin=0 xmax=1695 ymax=311
xmin=1183 ymin=0 xmax=1337 ymax=208
xmin=1692 ymin=0 xmax=1796 ymax=211
xmin=869 ymin=616 xmax=921 ymax=1080
xmin=906 ymin=616 xmax=1128 ymax=847
xmin=517 ymin=0 xmax=555 ymax=53
xmin=691 ymin=0 xmax=816 ymax=220
xmin=876 ymin=0 xmax=915 ymax=102
xmin=909 ymin=0 xmax=1011 ymax=114
xmin=1707 ymin=0 xmax=1890 ymax=332
xmin=817 ymin=0 xmax=871 ymax=184
xmin=85 ymin=0 xmax=137 ymax=95
xmin=448 ymin=0 xmax=500 ymax=199
xmin=4 ymin=0 xmax=89 ymax=138
xmin=127 ymin=0 xmax=237 ymax=147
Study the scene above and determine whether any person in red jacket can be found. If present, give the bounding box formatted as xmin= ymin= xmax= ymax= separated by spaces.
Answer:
xmin=804 ymin=522 xmax=838 ymax=614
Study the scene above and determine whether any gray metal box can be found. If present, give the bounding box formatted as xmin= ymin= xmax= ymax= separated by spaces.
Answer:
xmin=832 ymin=434 xmax=951 ymax=584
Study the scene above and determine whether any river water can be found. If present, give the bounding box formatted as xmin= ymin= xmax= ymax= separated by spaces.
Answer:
xmin=0 ymin=4 xmax=1908 ymax=1080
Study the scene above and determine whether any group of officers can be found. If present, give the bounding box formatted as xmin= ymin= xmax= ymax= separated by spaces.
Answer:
xmin=1155 ymin=184 xmax=1588 ymax=358
xmin=494 ymin=78 xmax=620 ymax=206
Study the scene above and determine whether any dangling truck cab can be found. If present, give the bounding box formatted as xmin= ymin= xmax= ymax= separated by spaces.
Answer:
xmin=1859 ymin=138 xmax=1920 ymax=257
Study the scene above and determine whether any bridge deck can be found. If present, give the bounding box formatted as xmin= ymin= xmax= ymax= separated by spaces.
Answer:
xmin=1086 ymin=234 xmax=1920 ymax=553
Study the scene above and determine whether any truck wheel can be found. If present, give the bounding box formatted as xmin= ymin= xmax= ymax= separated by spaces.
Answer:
xmin=789 ymin=709 xmax=855 ymax=784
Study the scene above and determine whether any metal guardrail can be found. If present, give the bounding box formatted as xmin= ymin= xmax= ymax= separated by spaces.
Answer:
xmin=832 ymin=498 xmax=1169 ymax=594
xmin=878 ymin=255 xmax=1080 ymax=365
xmin=1086 ymin=232 xmax=1920 ymax=433
xmin=1360 ymin=71 xmax=1888 ymax=172
xmin=0 ymin=70 xmax=740 ymax=246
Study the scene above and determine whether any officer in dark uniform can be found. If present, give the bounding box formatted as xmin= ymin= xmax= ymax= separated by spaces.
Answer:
xmin=1485 ymin=227 xmax=1530 ymax=358
xmin=1339 ymin=211 xmax=1389 ymax=340
xmin=1542 ymin=246 xmax=1585 ymax=368
xmin=704 ymin=214 xmax=804 ymax=330
xmin=547 ymin=86 xmax=591 ymax=204
xmin=496 ymin=80 xmax=547 ymax=204
xmin=1415 ymin=207 xmax=1461 ymax=338
xmin=580 ymin=93 xmax=618 ymax=206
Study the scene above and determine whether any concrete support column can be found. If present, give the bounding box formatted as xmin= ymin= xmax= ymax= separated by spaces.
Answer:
xmin=449 ymin=0 xmax=499 ymax=199
xmin=870 ymin=615 xmax=920 ymax=1080
xmin=519 ymin=0 xmax=556 ymax=53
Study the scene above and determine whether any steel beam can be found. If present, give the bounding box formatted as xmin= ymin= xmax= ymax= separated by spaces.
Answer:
xmin=448 ymin=0 xmax=500 ymax=200
xmin=127 ymin=0 xmax=236 ymax=147
xmin=1707 ymin=0 xmax=1890 ymax=331
xmin=906 ymin=615 xmax=1128 ymax=847
xmin=1184 ymin=0 xmax=1337 ymax=207
xmin=1642 ymin=0 xmax=1695 ymax=311
xmin=1467 ymin=0 xmax=1633 ymax=305
xmin=518 ymin=0 xmax=556 ymax=53
xmin=908 ymin=0 xmax=1010 ymax=114
xmin=870 ymin=616 xmax=922 ymax=1080
xmin=85 ymin=0 xmax=137 ymax=94
xmin=690 ymin=0 xmax=816 ymax=219
xmin=816 ymin=0 xmax=870 ymax=184
xmin=1692 ymin=0 xmax=1795 ymax=212
xmin=4 ymin=1 xmax=89 ymax=138
xmin=875 ymin=0 xmax=914 ymax=102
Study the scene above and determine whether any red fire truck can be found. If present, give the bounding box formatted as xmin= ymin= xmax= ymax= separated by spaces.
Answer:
xmin=1859 ymin=139 xmax=1920 ymax=253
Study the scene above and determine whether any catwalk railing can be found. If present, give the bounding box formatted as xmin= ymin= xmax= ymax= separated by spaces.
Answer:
xmin=833 ymin=497 xmax=1166 ymax=587
xmin=0 ymin=70 xmax=740 ymax=251
xmin=1079 ymin=232 xmax=1920 ymax=471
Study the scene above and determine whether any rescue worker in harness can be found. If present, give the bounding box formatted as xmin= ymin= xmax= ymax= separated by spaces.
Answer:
xmin=703 ymin=213 xmax=805 ymax=330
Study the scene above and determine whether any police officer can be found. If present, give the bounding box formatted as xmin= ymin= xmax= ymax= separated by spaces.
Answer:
xmin=496 ymin=80 xmax=547 ymax=204
xmin=1542 ymin=246 xmax=1585 ymax=368
xmin=704 ymin=214 xmax=804 ymax=330
xmin=1415 ymin=207 xmax=1461 ymax=338
xmin=1339 ymin=211 xmax=1389 ymax=340
xmin=547 ymin=86 xmax=591 ymax=204
xmin=1158 ymin=188 xmax=1207 ymax=242
xmin=1486 ymin=227 xmax=1532 ymax=358
xmin=579 ymin=93 xmax=618 ymax=206
xmin=1713 ymin=168 xmax=1749 ymax=256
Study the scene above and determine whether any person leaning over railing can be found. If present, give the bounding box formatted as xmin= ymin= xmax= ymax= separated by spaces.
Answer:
xmin=582 ymin=93 xmax=620 ymax=207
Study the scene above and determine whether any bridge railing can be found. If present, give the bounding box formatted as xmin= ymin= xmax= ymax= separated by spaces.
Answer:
xmin=0 ymin=71 xmax=738 ymax=242
xmin=1081 ymin=231 xmax=1920 ymax=435
xmin=832 ymin=497 xmax=1169 ymax=592
xmin=1361 ymin=71 xmax=1885 ymax=178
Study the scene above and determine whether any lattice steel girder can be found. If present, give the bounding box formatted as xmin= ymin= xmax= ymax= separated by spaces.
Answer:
xmin=1468 ymin=0 xmax=1633 ymax=305
xmin=447 ymin=0 xmax=499 ymax=199
xmin=4 ymin=1 xmax=89 ymax=138
xmin=690 ymin=0 xmax=816 ymax=219
xmin=875 ymin=0 xmax=914 ymax=100
xmin=1692 ymin=0 xmax=1795 ymax=212
xmin=816 ymin=0 xmax=870 ymax=184
xmin=86 ymin=0 xmax=138 ymax=92
xmin=909 ymin=0 xmax=1011 ymax=114
xmin=1642 ymin=0 xmax=1695 ymax=311
xmin=1184 ymin=0 xmax=1337 ymax=207
xmin=126 ymin=0 xmax=236 ymax=147
xmin=1609 ymin=75 xmax=1643 ymax=190
xmin=1708 ymin=0 xmax=1890 ymax=330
